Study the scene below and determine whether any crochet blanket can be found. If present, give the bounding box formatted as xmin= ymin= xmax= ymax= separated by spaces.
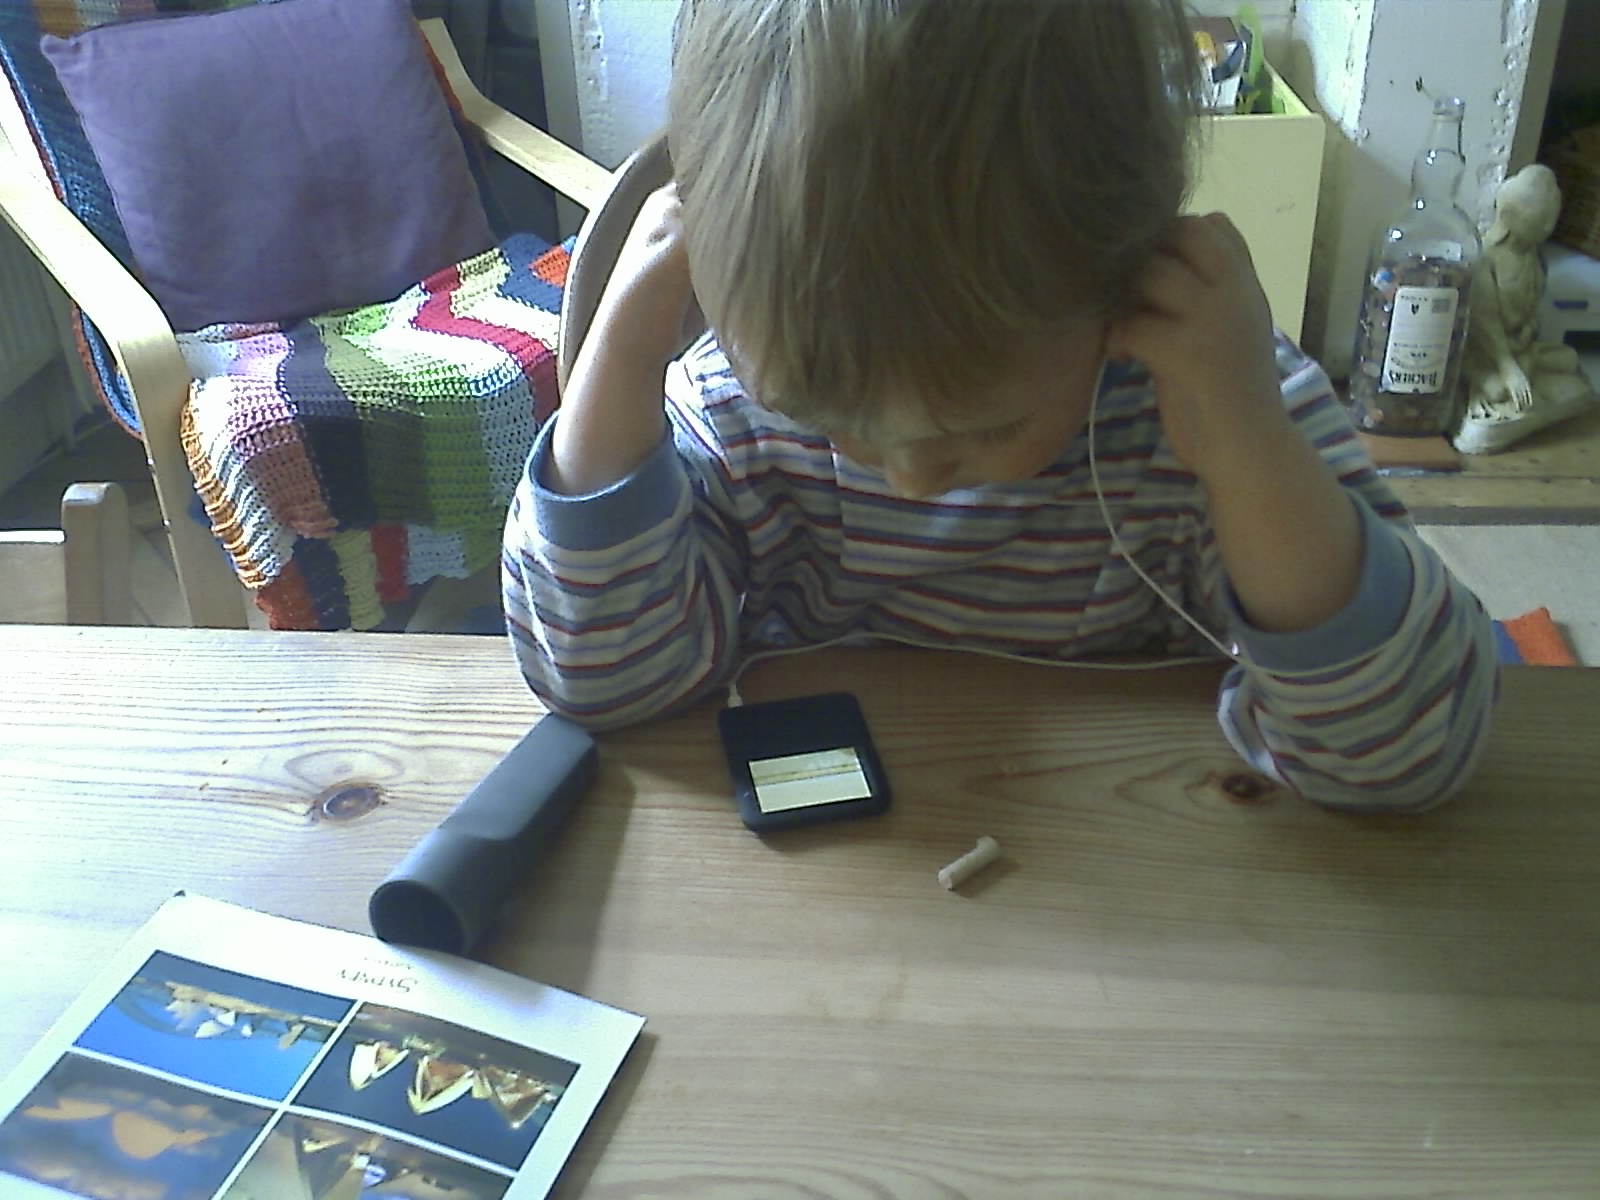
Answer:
xmin=178 ymin=233 xmax=568 ymax=630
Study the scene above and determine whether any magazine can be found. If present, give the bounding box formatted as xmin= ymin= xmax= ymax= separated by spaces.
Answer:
xmin=0 ymin=894 xmax=645 ymax=1200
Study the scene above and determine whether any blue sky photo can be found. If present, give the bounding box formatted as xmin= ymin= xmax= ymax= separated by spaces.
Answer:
xmin=74 ymin=951 xmax=354 ymax=1101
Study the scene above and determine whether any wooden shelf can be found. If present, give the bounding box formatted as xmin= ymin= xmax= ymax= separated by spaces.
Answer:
xmin=1384 ymin=407 xmax=1600 ymax=524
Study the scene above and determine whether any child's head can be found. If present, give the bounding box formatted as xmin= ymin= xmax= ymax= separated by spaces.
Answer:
xmin=668 ymin=0 xmax=1198 ymax=492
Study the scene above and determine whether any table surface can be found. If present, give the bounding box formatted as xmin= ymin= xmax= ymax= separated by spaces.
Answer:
xmin=5 ymin=626 xmax=1600 ymax=1198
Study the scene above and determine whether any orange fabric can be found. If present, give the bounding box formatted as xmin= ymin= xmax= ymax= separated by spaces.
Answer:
xmin=1501 ymin=607 xmax=1578 ymax=667
xmin=257 ymin=564 xmax=317 ymax=631
xmin=532 ymin=249 xmax=569 ymax=288
xmin=371 ymin=524 xmax=410 ymax=604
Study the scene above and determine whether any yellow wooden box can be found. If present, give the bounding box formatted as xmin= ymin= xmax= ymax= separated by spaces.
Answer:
xmin=1189 ymin=66 xmax=1325 ymax=343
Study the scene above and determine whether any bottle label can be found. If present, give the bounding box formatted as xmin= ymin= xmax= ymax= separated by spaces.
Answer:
xmin=1381 ymin=286 xmax=1459 ymax=394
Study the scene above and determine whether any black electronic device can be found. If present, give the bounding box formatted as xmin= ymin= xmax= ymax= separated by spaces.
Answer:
xmin=717 ymin=691 xmax=890 ymax=833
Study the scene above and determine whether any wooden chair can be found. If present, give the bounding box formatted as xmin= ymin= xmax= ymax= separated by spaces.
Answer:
xmin=0 ymin=15 xmax=610 ymax=630
xmin=0 ymin=482 xmax=132 ymax=624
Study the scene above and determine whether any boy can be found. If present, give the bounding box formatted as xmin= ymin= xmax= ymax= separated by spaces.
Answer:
xmin=503 ymin=0 xmax=1497 ymax=811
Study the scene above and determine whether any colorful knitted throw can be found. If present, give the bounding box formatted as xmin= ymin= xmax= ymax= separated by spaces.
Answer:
xmin=178 ymin=234 xmax=568 ymax=631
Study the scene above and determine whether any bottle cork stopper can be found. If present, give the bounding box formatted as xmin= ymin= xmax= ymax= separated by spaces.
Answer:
xmin=938 ymin=836 xmax=1001 ymax=890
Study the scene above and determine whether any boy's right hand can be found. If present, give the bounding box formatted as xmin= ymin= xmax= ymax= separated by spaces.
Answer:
xmin=549 ymin=183 xmax=698 ymax=496
xmin=589 ymin=183 xmax=698 ymax=372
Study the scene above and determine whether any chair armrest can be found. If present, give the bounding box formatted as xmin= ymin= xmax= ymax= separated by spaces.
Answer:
xmin=0 ymin=483 xmax=132 ymax=624
xmin=0 ymin=153 xmax=245 ymax=628
xmin=420 ymin=18 xmax=612 ymax=211
xmin=61 ymin=482 xmax=133 ymax=626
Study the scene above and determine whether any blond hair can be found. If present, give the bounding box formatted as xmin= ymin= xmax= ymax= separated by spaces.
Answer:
xmin=668 ymin=0 xmax=1199 ymax=427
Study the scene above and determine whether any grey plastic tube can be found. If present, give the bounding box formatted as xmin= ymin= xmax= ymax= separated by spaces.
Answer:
xmin=369 ymin=714 xmax=598 ymax=956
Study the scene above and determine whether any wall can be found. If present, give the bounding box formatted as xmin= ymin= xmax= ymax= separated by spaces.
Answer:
xmin=568 ymin=0 xmax=678 ymax=169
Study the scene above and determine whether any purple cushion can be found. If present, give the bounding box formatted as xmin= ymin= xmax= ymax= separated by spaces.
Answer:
xmin=41 ymin=0 xmax=494 ymax=332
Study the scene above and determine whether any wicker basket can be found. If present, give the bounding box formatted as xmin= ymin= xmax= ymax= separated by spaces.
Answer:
xmin=1545 ymin=124 xmax=1600 ymax=259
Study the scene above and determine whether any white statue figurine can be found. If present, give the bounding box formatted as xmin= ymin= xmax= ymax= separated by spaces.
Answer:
xmin=1455 ymin=163 xmax=1596 ymax=455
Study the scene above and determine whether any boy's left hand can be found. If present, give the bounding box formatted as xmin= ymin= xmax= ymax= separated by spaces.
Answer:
xmin=1106 ymin=214 xmax=1291 ymax=482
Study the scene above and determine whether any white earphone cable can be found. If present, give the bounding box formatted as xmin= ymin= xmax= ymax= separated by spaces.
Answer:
xmin=1084 ymin=361 xmax=1242 ymax=663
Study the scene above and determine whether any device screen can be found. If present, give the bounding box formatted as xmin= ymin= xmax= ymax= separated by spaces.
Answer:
xmin=748 ymin=746 xmax=872 ymax=813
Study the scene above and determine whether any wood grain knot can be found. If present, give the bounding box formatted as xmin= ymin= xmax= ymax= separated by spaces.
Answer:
xmin=314 ymin=783 xmax=385 ymax=821
xmin=1219 ymin=772 xmax=1278 ymax=806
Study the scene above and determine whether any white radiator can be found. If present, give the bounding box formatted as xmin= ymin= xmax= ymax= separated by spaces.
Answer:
xmin=0 ymin=220 xmax=61 ymax=400
xmin=0 ymin=220 xmax=99 ymax=496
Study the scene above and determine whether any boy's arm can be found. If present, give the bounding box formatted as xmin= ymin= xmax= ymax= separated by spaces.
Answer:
xmin=504 ymin=186 xmax=746 ymax=728
xmin=1205 ymin=360 xmax=1498 ymax=811
xmin=1110 ymin=214 xmax=1364 ymax=633
xmin=502 ymin=405 xmax=747 ymax=729
xmin=547 ymin=184 xmax=693 ymax=494
xmin=1112 ymin=215 xmax=1498 ymax=810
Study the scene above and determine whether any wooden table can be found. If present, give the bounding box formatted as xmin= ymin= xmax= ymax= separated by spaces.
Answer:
xmin=4 ymin=627 xmax=1600 ymax=1198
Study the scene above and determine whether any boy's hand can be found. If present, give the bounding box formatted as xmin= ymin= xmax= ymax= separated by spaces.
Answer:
xmin=1106 ymin=214 xmax=1288 ymax=482
xmin=1110 ymin=213 xmax=1365 ymax=635
xmin=549 ymin=183 xmax=698 ymax=495
xmin=591 ymin=182 xmax=698 ymax=371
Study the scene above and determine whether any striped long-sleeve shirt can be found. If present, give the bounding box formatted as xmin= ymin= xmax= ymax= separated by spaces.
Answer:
xmin=503 ymin=332 xmax=1498 ymax=811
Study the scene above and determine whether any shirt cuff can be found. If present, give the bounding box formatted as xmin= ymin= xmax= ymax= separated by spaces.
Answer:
xmin=527 ymin=417 xmax=685 ymax=552
xmin=1227 ymin=495 xmax=1413 ymax=674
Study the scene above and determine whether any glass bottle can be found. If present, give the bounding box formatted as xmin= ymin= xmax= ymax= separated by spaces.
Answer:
xmin=1347 ymin=96 xmax=1481 ymax=436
